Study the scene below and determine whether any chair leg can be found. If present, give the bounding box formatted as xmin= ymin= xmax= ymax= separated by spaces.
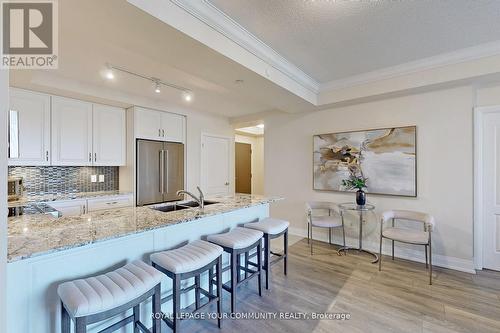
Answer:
xmin=230 ymin=252 xmax=237 ymax=313
xmin=307 ymin=222 xmax=310 ymax=244
xmin=75 ymin=317 xmax=86 ymax=333
xmin=310 ymin=224 xmax=313 ymax=255
xmin=328 ymin=227 xmax=332 ymax=245
xmin=429 ymin=240 xmax=433 ymax=285
xmin=378 ymin=235 xmax=383 ymax=271
xmin=284 ymin=229 xmax=288 ymax=276
xmin=391 ymin=240 xmax=395 ymax=260
xmin=257 ymin=242 xmax=263 ymax=297
xmin=61 ymin=302 xmax=71 ymax=333
xmin=264 ymin=234 xmax=271 ymax=290
xmin=172 ymin=275 xmax=181 ymax=333
xmin=342 ymin=222 xmax=346 ymax=247
xmin=216 ymin=256 xmax=223 ymax=328
xmin=195 ymin=274 xmax=201 ymax=309
xmin=152 ymin=284 xmax=161 ymax=333
xmin=133 ymin=304 xmax=140 ymax=333
xmin=425 ymin=245 xmax=428 ymax=268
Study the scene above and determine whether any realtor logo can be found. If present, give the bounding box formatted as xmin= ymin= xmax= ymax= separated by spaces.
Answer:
xmin=1 ymin=0 xmax=58 ymax=68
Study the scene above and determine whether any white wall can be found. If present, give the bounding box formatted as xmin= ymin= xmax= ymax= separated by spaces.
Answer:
xmin=235 ymin=134 xmax=264 ymax=195
xmin=265 ymin=85 xmax=476 ymax=272
xmin=0 ymin=70 xmax=8 ymax=332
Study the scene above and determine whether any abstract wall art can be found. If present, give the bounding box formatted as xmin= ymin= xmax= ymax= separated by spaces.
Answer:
xmin=313 ymin=126 xmax=417 ymax=197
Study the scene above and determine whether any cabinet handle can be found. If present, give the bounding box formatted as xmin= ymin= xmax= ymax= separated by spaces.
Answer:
xmin=46 ymin=151 xmax=49 ymax=162
xmin=89 ymin=153 xmax=92 ymax=162
xmin=162 ymin=129 xmax=165 ymax=137
xmin=106 ymin=201 xmax=118 ymax=205
xmin=159 ymin=129 xmax=161 ymax=137
xmin=94 ymin=153 xmax=97 ymax=162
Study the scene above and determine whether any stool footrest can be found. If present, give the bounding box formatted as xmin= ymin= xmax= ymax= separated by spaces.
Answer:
xmin=160 ymin=283 xmax=197 ymax=304
xmin=97 ymin=315 xmax=134 ymax=333
xmin=161 ymin=294 xmax=220 ymax=329
xmin=135 ymin=321 xmax=150 ymax=333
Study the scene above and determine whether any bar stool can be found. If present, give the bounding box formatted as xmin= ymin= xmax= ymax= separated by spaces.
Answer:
xmin=58 ymin=260 xmax=163 ymax=333
xmin=244 ymin=217 xmax=289 ymax=290
xmin=207 ymin=227 xmax=263 ymax=313
xmin=150 ymin=240 xmax=223 ymax=333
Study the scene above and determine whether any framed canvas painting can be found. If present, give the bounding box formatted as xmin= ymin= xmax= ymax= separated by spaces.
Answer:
xmin=313 ymin=126 xmax=417 ymax=197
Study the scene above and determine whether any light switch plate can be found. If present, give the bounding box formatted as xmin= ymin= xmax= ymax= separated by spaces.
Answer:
xmin=98 ymin=175 xmax=104 ymax=183
xmin=91 ymin=175 xmax=97 ymax=183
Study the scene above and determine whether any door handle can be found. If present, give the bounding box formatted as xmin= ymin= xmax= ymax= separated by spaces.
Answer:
xmin=159 ymin=150 xmax=165 ymax=194
xmin=165 ymin=150 xmax=169 ymax=193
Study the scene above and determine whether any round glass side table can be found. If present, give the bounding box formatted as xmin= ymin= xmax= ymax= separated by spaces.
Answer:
xmin=338 ymin=203 xmax=379 ymax=263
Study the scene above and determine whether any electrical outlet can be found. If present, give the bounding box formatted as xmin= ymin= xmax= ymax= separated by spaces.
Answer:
xmin=98 ymin=175 xmax=104 ymax=183
xmin=91 ymin=175 xmax=97 ymax=183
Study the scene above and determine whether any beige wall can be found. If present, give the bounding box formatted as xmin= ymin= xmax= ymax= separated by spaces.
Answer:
xmin=265 ymin=85 xmax=476 ymax=271
xmin=235 ymin=134 xmax=264 ymax=195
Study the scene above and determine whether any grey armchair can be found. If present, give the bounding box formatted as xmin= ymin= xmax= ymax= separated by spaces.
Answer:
xmin=306 ymin=201 xmax=346 ymax=255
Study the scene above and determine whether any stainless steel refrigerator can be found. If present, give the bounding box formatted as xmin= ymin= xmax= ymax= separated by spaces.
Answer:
xmin=136 ymin=139 xmax=184 ymax=206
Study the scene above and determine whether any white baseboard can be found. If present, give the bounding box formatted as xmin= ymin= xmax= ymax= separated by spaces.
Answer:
xmin=288 ymin=227 xmax=476 ymax=274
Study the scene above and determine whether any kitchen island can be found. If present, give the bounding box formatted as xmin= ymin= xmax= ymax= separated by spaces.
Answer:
xmin=7 ymin=194 xmax=281 ymax=333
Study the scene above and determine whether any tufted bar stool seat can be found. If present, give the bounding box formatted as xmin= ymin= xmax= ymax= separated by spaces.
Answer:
xmin=151 ymin=240 xmax=224 ymax=333
xmin=207 ymin=227 xmax=264 ymax=313
xmin=244 ymin=218 xmax=289 ymax=290
xmin=58 ymin=260 xmax=162 ymax=333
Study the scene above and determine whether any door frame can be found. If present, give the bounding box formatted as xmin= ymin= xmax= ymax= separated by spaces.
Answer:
xmin=200 ymin=132 xmax=234 ymax=195
xmin=474 ymin=105 xmax=500 ymax=270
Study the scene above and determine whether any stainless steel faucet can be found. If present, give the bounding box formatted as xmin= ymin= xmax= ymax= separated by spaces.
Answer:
xmin=176 ymin=186 xmax=205 ymax=210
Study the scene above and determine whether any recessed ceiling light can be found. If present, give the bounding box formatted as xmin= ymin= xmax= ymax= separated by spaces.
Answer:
xmin=154 ymin=82 xmax=161 ymax=93
xmin=257 ymin=124 xmax=264 ymax=129
xmin=183 ymin=91 xmax=193 ymax=102
xmin=104 ymin=64 xmax=114 ymax=80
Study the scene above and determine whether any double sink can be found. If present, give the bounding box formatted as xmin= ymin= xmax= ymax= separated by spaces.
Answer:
xmin=151 ymin=200 xmax=218 ymax=213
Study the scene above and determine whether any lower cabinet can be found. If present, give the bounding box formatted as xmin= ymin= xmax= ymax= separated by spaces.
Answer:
xmin=87 ymin=194 xmax=133 ymax=212
xmin=47 ymin=194 xmax=133 ymax=217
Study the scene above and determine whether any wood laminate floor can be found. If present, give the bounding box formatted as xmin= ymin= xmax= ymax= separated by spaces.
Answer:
xmin=170 ymin=238 xmax=500 ymax=333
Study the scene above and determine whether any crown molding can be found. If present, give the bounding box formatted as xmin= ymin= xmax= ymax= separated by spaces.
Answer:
xmin=320 ymin=41 xmax=500 ymax=92
xmin=169 ymin=0 xmax=320 ymax=94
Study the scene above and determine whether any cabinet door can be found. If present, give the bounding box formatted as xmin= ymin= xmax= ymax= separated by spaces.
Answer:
xmin=161 ymin=112 xmax=185 ymax=143
xmin=93 ymin=104 xmax=126 ymax=166
xmin=135 ymin=107 xmax=162 ymax=141
xmin=8 ymin=89 xmax=51 ymax=166
xmin=47 ymin=199 xmax=87 ymax=217
xmin=51 ymin=96 xmax=93 ymax=166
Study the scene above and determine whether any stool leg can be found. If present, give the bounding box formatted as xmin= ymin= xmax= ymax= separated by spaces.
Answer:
xmin=245 ymin=252 xmax=249 ymax=279
xmin=230 ymin=252 xmax=237 ymax=313
xmin=195 ymin=274 xmax=201 ymax=309
xmin=216 ymin=256 xmax=223 ymax=328
xmin=257 ymin=241 xmax=263 ymax=297
xmin=173 ymin=274 xmax=181 ymax=333
xmin=284 ymin=230 xmax=288 ymax=276
xmin=75 ymin=317 xmax=86 ymax=333
xmin=61 ymin=302 xmax=71 ymax=333
xmin=133 ymin=304 xmax=140 ymax=333
xmin=236 ymin=254 xmax=241 ymax=283
xmin=264 ymin=234 xmax=271 ymax=290
xmin=208 ymin=267 xmax=214 ymax=295
xmin=152 ymin=284 xmax=161 ymax=333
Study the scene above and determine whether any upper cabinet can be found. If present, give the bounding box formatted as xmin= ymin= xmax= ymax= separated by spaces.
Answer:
xmin=51 ymin=96 xmax=94 ymax=166
xmin=8 ymin=89 xmax=51 ymax=166
xmin=135 ymin=107 xmax=185 ymax=143
xmin=93 ymin=104 xmax=126 ymax=166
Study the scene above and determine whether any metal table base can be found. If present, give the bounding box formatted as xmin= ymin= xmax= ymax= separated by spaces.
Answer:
xmin=337 ymin=204 xmax=379 ymax=264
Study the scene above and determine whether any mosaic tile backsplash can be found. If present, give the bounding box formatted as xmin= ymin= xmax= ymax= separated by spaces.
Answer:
xmin=8 ymin=166 xmax=119 ymax=196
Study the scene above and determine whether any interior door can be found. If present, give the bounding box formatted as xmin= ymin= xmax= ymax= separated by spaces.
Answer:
xmin=201 ymin=134 xmax=231 ymax=195
xmin=483 ymin=112 xmax=500 ymax=271
xmin=235 ymin=142 xmax=252 ymax=194
xmin=163 ymin=143 xmax=185 ymax=202
xmin=51 ymin=96 xmax=93 ymax=166
xmin=136 ymin=140 xmax=164 ymax=206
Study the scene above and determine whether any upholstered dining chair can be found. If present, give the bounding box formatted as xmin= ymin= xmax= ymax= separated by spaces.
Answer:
xmin=379 ymin=210 xmax=435 ymax=284
xmin=306 ymin=201 xmax=346 ymax=255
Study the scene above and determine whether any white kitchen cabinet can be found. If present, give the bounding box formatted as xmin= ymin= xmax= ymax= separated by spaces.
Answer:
xmin=87 ymin=194 xmax=133 ymax=212
xmin=51 ymin=96 xmax=93 ymax=166
xmin=47 ymin=199 xmax=87 ymax=217
xmin=135 ymin=107 xmax=162 ymax=141
xmin=135 ymin=107 xmax=185 ymax=143
xmin=8 ymin=89 xmax=51 ymax=166
xmin=93 ymin=104 xmax=126 ymax=166
xmin=161 ymin=112 xmax=185 ymax=143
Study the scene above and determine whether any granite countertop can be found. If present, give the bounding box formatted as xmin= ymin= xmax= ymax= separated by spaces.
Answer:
xmin=7 ymin=194 xmax=282 ymax=262
xmin=8 ymin=190 xmax=133 ymax=208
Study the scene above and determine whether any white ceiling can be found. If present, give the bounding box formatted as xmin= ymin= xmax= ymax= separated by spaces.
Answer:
xmin=10 ymin=0 xmax=314 ymax=117
xmin=209 ymin=0 xmax=500 ymax=83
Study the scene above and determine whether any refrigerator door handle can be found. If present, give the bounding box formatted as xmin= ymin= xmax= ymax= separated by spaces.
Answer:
xmin=165 ymin=150 xmax=169 ymax=194
xmin=159 ymin=150 xmax=165 ymax=194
